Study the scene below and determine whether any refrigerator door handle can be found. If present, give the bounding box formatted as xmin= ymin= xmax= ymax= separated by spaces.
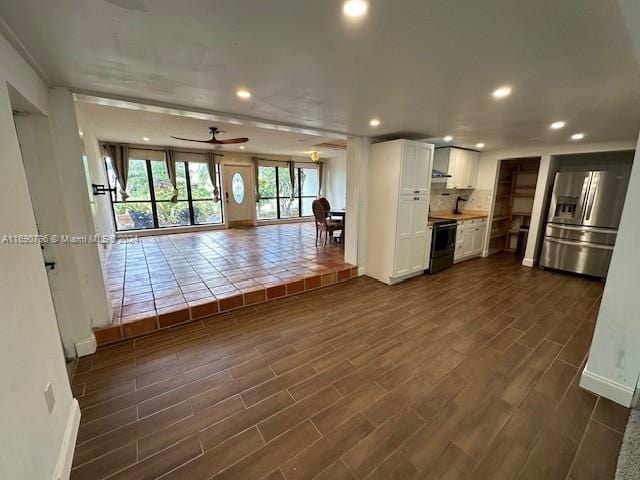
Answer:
xmin=546 ymin=224 xmax=614 ymax=234
xmin=584 ymin=173 xmax=599 ymax=222
xmin=544 ymin=236 xmax=614 ymax=251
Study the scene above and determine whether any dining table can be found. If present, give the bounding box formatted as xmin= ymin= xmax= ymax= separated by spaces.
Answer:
xmin=328 ymin=208 xmax=346 ymax=243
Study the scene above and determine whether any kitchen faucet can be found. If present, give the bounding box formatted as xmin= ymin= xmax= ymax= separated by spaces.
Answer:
xmin=454 ymin=196 xmax=468 ymax=214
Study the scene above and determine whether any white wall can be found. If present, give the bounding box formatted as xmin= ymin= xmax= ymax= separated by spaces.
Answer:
xmin=0 ymin=32 xmax=79 ymax=480
xmin=75 ymin=109 xmax=115 ymax=247
xmin=581 ymin=0 xmax=640 ymax=407
xmin=324 ymin=151 xmax=347 ymax=209
xmin=49 ymin=89 xmax=112 ymax=331
xmin=345 ymin=137 xmax=370 ymax=270
xmin=478 ymin=141 xmax=636 ymax=263
xmin=580 ymin=133 xmax=640 ymax=406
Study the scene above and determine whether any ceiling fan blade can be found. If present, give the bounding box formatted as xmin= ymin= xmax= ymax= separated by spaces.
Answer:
xmin=213 ymin=137 xmax=249 ymax=144
xmin=170 ymin=135 xmax=216 ymax=143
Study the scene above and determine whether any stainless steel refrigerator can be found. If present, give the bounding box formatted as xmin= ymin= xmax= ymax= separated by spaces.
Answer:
xmin=540 ymin=169 xmax=630 ymax=278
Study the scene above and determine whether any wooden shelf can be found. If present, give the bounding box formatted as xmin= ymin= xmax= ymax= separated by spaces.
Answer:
xmin=492 ymin=157 xmax=541 ymax=255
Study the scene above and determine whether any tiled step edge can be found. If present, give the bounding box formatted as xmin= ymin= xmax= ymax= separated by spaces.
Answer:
xmin=94 ymin=266 xmax=358 ymax=346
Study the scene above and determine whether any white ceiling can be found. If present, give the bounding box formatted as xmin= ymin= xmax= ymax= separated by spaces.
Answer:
xmin=1 ymin=0 xmax=639 ymax=150
xmin=75 ymin=100 xmax=346 ymax=157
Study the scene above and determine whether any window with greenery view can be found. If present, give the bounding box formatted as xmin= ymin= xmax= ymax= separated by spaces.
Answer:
xmin=256 ymin=164 xmax=318 ymax=220
xmin=105 ymin=156 xmax=223 ymax=231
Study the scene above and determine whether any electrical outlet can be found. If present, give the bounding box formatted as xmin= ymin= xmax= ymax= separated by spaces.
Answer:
xmin=44 ymin=382 xmax=55 ymax=413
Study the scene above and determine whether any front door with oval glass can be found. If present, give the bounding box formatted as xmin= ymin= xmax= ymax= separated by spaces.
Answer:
xmin=223 ymin=165 xmax=255 ymax=227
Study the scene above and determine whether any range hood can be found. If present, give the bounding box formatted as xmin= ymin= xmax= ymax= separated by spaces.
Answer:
xmin=432 ymin=168 xmax=451 ymax=178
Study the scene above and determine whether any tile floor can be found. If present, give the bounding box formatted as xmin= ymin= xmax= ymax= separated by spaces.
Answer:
xmin=72 ymin=253 xmax=629 ymax=479
xmin=97 ymin=223 xmax=354 ymax=345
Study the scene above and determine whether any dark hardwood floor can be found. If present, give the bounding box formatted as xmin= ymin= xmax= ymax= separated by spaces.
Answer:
xmin=70 ymin=253 xmax=629 ymax=480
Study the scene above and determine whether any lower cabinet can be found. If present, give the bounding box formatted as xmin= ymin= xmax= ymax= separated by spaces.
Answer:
xmin=394 ymin=195 xmax=430 ymax=277
xmin=454 ymin=219 xmax=487 ymax=262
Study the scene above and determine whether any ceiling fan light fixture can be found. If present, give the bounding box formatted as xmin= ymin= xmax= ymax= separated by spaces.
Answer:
xmin=170 ymin=126 xmax=249 ymax=145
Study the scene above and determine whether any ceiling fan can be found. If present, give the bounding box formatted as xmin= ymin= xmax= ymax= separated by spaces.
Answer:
xmin=171 ymin=127 xmax=249 ymax=144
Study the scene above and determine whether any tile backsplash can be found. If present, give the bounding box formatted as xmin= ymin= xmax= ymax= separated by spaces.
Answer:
xmin=430 ymin=188 xmax=493 ymax=213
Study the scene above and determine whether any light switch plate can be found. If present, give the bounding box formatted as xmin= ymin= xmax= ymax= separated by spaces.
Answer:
xmin=44 ymin=382 xmax=55 ymax=413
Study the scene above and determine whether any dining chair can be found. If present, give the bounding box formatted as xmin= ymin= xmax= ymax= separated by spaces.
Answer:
xmin=319 ymin=197 xmax=343 ymax=225
xmin=312 ymin=200 xmax=343 ymax=245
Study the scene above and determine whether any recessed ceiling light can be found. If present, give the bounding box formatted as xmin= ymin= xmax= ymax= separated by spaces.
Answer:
xmin=343 ymin=0 xmax=368 ymax=17
xmin=571 ymin=133 xmax=585 ymax=141
xmin=240 ymin=145 xmax=245 ymax=150
xmin=236 ymin=89 xmax=252 ymax=99
xmin=78 ymin=130 xmax=83 ymax=137
xmin=550 ymin=121 xmax=566 ymax=130
xmin=369 ymin=118 xmax=380 ymax=127
xmin=476 ymin=143 xmax=485 ymax=149
xmin=443 ymin=135 xmax=453 ymax=142
xmin=142 ymin=137 xmax=150 ymax=142
xmin=492 ymin=86 xmax=512 ymax=99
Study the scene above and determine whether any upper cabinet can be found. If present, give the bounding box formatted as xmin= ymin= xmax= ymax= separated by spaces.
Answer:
xmin=433 ymin=147 xmax=480 ymax=189
xmin=399 ymin=141 xmax=433 ymax=195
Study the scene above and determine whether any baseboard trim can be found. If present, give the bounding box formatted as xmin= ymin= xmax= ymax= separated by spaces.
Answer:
xmin=52 ymin=399 xmax=80 ymax=480
xmin=75 ymin=334 xmax=97 ymax=357
xmin=580 ymin=367 xmax=635 ymax=407
xmin=522 ymin=257 xmax=534 ymax=267
xmin=357 ymin=266 xmax=366 ymax=276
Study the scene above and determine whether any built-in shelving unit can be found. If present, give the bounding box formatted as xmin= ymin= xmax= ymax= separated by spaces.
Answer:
xmin=488 ymin=158 xmax=541 ymax=255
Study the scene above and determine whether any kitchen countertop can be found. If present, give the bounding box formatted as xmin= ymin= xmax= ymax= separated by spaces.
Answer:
xmin=429 ymin=210 xmax=489 ymax=221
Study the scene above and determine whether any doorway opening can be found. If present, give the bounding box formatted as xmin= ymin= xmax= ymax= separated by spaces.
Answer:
xmin=74 ymin=98 xmax=355 ymax=345
xmin=488 ymin=157 xmax=541 ymax=256
xmin=9 ymin=87 xmax=76 ymax=361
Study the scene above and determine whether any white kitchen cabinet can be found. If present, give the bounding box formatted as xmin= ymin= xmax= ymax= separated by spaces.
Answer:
xmin=454 ymin=219 xmax=487 ymax=262
xmin=433 ymin=147 xmax=480 ymax=189
xmin=462 ymin=226 xmax=475 ymax=257
xmin=367 ymin=139 xmax=435 ymax=284
xmin=399 ymin=141 xmax=432 ymax=195
xmin=393 ymin=195 xmax=414 ymax=277
xmin=407 ymin=195 xmax=430 ymax=273
xmin=471 ymin=223 xmax=485 ymax=255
